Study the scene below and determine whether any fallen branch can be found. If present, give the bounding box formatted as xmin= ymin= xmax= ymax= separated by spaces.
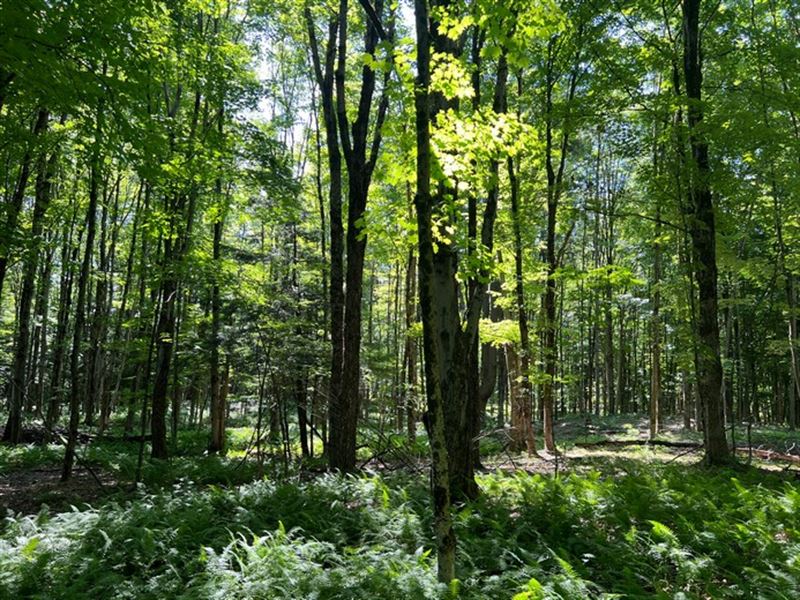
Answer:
xmin=574 ymin=439 xmax=800 ymax=465
xmin=575 ymin=439 xmax=700 ymax=449
xmin=739 ymin=447 xmax=800 ymax=464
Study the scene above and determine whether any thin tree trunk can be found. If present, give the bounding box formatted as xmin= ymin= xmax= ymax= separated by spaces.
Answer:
xmin=508 ymin=153 xmax=537 ymax=455
xmin=63 ymin=96 xmax=104 ymax=480
xmin=209 ymin=183 xmax=226 ymax=453
xmin=0 ymin=108 xmax=49 ymax=306
xmin=650 ymin=202 xmax=662 ymax=438
xmin=4 ymin=111 xmax=52 ymax=442
xmin=401 ymin=248 xmax=418 ymax=441
xmin=540 ymin=34 xmax=580 ymax=449
xmin=682 ymin=0 xmax=729 ymax=464
xmin=296 ymin=376 xmax=309 ymax=458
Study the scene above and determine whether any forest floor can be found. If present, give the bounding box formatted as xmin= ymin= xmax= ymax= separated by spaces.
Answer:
xmin=1 ymin=416 xmax=799 ymax=598
xmin=0 ymin=465 xmax=117 ymax=515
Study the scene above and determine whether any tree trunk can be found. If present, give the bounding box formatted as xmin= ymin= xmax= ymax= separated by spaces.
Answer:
xmin=297 ymin=376 xmax=309 ymax=458
xmin=540 ymin=34 xmax=579 ymax=448
xmin=401 ymin=248 xmax=418 ymax=441
xmin=0 ymin=108 xmax=49 ymax=306
xmin=650 ymin=204 xmax=662 ymax=439
xmin=413 ymin=0 xmax=455 ymax=581
xmin=617 ymin=305 xmax=627 ymax=413
xmin=63 ymin=98 xmax=104 ymax=480
xmin=209 ymin=197 xmax=226 ymax=454
xmin=47 ymin=208 xmax=81 ymax=429
xmin=85 ymin=181 xmax=112 ymax=426
xmin=328 ymin=0 xmax=390 ymax=472
xmin=33 ymin=240 xmax=55 ymax=418
xmin=508 ymin=154 xmax=537 ymax=454
xmin=150 ymin=236 xmax=178 ymax=460
xmin=4 ymin=111 xmax=53 ymax=443
xmin=305 ymin=8 xmax=345 ymax=465
xmin=789 ymin=277 xmax=799 ymax=428
xmin=682 ymin=0 xmax=729 ymax=464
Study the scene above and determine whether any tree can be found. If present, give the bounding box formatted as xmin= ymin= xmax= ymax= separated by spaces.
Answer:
xmin=412 ymin=0 xmax=456 ymax=581
xmin=681 ymin=0 xmax=729 ymax=464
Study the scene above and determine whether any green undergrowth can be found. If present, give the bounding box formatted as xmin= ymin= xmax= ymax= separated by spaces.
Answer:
xmin=2 ymin=458 xmax=800 ymax=599
xmin=0 ymin=443 xmax=63 ymax=472
xmin=0 ymin=427 xmax=264 ymax=491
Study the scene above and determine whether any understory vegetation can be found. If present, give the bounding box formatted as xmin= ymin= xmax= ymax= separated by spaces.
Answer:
xmin=2 ymin=420 xmax=800 ymax=599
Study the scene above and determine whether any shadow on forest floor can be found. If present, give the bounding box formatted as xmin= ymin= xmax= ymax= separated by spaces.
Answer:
xmin=0 ymin=466 xmax=117 ymax=515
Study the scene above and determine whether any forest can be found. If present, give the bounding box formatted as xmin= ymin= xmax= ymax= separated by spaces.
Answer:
xmin=1 ymin=0 xmax=800 ymax=597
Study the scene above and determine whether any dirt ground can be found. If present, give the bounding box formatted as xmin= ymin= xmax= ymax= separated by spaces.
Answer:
xmin=0 ymin=466 xmax=118 ymax=516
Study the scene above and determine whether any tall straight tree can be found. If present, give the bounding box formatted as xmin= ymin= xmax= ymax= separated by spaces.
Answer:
xmin=508 ymin=151 xmax=537 ymax=454
xmin=539 ymin=25 xmax=583 ymax=452
xmin=413 ymin=0 xmax=455 ymax=582
xmin=305 ymin=6 xmax=345 ymax=462
xmin=412 ymin=0 xmax=523 ymax=501
xmin=208 ymin=149 xmax=228 ymax=454
xmin=63 ymin=96 xmax=104 ymax=480
xmin=0 ymin=109 xmax=49 ymax=309
xmin=3 ymin=111 xmax=53 ymax=443
xmin=681 ymin=0 xmax=729 ymax=464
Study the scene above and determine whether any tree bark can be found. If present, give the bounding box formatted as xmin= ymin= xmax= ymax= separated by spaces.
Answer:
xmin=150 ymin=85 xmax=202 ymax=459
xmin=305 ymin=8 xmax=345 ymax=463
xmin=209 ymin=179 xmax=226 ymax=454
xmin=401 ymin=248 xmax=418 ymax=441
xmin=0 ymin=108 xmax=49 ymax=307
xmin=63 ymin=98 xmax=104 ymax=480
xmin=328 ymin=0 xmax=391 ymax=471
xmin=508 ymin=154 xmax=537 ymax=454
xmin=413 ymin=0 xmax=455 ymax=582
xmin=650 ymin=202 xmax=662 ymax=439
xmin=682 ymin=0 xmax=729 ymax=464
xmin=4 ymin=111 xmax=52 ymax=443
xmin=540 ymin=34 xmax=580 ymax=449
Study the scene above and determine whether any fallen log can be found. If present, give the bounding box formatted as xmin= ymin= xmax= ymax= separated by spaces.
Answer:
xmin=573 ymin=439 xmax=800 ymax=464
xmin=118 ymin=434 xmax=153 ymax=443
xmin=740 ymin=447 xmax=800 ymax=464
xmin=574 ymin=439 xmax=700 ymax=449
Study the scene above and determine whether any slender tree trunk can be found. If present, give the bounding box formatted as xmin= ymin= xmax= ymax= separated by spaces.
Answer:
xmin=401 ymin=248 xmax=418 ymax=441
xmin=85 ymin=180 xmax=112 ymax=426
xmin=0 ymin=108 xmax=49 ymax=307
xmin=617 ymin=304 xmax=627 ymax=413
xmin=789 ymin=277 xmax=799 ymax=428
xmin=209 ymin=189 xmax=226 ymax=453
xmin=508 ymin=154 xmax=537 ymax=454
xmin=296 ymin=376 xmax=309 ymax=458
xmin=63 ymin=97 xmax=104 ymax=480
xmin=497 ymin=344 xmax=508 ymax=427
xmin=604 ymin=261 xmax=615 ymax=415
xmin=150 ymin=234 xmax=177 ymax=460
xmin=4 ymin=112 xmax=52 ymax=442
xmin=650 ymin=204 xmax=662 ymax=438
xmin=477 ymin=279 xmax=502 ymax=452
xmin=682 ymin=0 xmax=729 ymax=464
xmin=33 ymin=241 xmax=55 ymax=418
xmin=170 ymin=288 xmax=186 ymax=447
xmin=150 ymin=86 xmax=202 ymax=460
xmin=47 ymin=207 xmax=81 ymax=429
xmin=540 ymin=35 xmax=580 ymax=449
xmin=328 ymin=0 xmax=390 ymax=471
